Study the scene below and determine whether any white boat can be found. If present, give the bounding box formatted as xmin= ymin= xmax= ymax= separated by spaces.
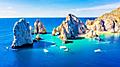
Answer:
xmin=43 ymin=49 xmax=49 ymax=53
xmin=60 ymin=46 xmax=67 ymax=49
xmin=94 ymin=49 xmax=101 ymax=53
xmin=64 ymin=48 xmax=69 ymax=52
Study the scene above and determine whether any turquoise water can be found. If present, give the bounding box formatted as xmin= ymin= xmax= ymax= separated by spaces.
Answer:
xmin=0 ymin=18 xmax=120 ymax=67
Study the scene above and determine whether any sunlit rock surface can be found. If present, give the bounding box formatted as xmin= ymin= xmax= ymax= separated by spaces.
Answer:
xmin=34 ymin=19 xmax=46 ymax=34
xmin=52 ymin=14 xmax=87 ymax=40
xmin=86 ymin=7 xmax=120 ymax=33
xmin=52 ymin=28 xmax=57 ymax=36
xmin=11 ymin=18 xmax=33 ymax=48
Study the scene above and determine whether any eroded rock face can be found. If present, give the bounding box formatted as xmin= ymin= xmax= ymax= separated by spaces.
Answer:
xmin=34 ymin=19 xmax=46 ymax=34
xmin=11 ymin=18 xmax=33 ymax=48
xmin=59 ymin=25 xmax=67 ymax=41
xmin=86 ymin=30 xmax=97 ymax=38
xmin=52 ymin=28 xmax=57 ymax=36
xmin=52 ymin=14 xmax=87 ymax=40
xmin=86 ymin=7 xmax=120 ymax=33
xmin=86 ymin=19 xmax=96 ymax=30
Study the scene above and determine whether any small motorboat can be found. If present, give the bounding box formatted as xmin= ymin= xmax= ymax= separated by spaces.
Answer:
xmin=94 ymin=49 xmax=101 ymax=53
xmin=43 ymin=49 xmax=49 ymax=53
xmin=60 ymin=46 xmax=67 ymax=49
xmin=64 ymin=48 xmax=69 ymax=52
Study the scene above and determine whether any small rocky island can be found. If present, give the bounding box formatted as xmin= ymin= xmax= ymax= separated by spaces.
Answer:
xmin=52 ymin=14 xmax=87 ymax=42
xmin=34 ymin=19 xmax=47 ymax=34
xmin=11 ymin=18 xmax=33 ymax=49
xmin=11 ymin=19 xmax=48 ymax=48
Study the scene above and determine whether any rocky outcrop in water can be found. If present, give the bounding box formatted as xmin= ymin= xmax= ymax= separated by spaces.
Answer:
xmin=34 ymin=19 xmax=46 ymax=34
xmin=11 ymin=18 xmax=33 ymax=48
xmin=86 ymin=19 xmax=95 ymax=30
xmin=86 ymin=7 xmax=120 ymax=33
xmin=52 ymin=14 xmax=87 ymax=40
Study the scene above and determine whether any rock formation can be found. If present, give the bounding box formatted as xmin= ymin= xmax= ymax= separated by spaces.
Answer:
xmin=52 ymin=14 xmax=87 ymax=40
xmin=35 ymin=34 xmax=41 ymax=40
xmin=86 ymin=7 xmax=120 ymax=33
xmin=34 ymin=19 xmax=46 ymax=34
xmin=59 ymin=25 xmax=67 ymax=41
xmin=29 ymin=26 xmax=34 ymax=35
xmin=11 ymin=18 xmax=33 ymax=48
xmin=86 ymin=19 xmax=95 ymax=30
xmin=86 ymin=30 xmax=97 ymax=38
xmin=52 ymin=28 xmax=57 ymax=36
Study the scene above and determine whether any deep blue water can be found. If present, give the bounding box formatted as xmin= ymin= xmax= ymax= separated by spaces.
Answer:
xmin=0 ymin=18 xmax=120 ymax=67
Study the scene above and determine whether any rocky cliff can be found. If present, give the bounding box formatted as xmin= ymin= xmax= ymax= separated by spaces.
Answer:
xmin=52 ymin=14 xmax=87 ymax=40
xmin=34 ymin=19 xmax=47 ymax=34
xmin=86 ymin=7 xmax=120 ymax=33
xmin=11 ymin=18 xmax=33 ymax=48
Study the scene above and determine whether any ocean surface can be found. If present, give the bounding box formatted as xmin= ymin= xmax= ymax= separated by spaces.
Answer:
xmin=0 ymin=18 xmax=120 ymax=67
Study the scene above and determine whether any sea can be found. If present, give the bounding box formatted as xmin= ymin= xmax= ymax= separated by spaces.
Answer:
xmin=0 ymin=17 xmax=120 ymax=67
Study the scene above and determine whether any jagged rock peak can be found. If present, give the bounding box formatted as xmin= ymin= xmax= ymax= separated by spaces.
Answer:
xmin=11 ymin=18 xmax=33 ymax=48
xmin=34 ymin=19 xmax=47 ymax=34
xmin=52 ymin=14 xmax=87 ymax=40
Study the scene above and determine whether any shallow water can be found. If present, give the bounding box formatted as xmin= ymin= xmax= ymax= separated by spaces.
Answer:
xmin=0 ymin=18 xmax=120 ymax=67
